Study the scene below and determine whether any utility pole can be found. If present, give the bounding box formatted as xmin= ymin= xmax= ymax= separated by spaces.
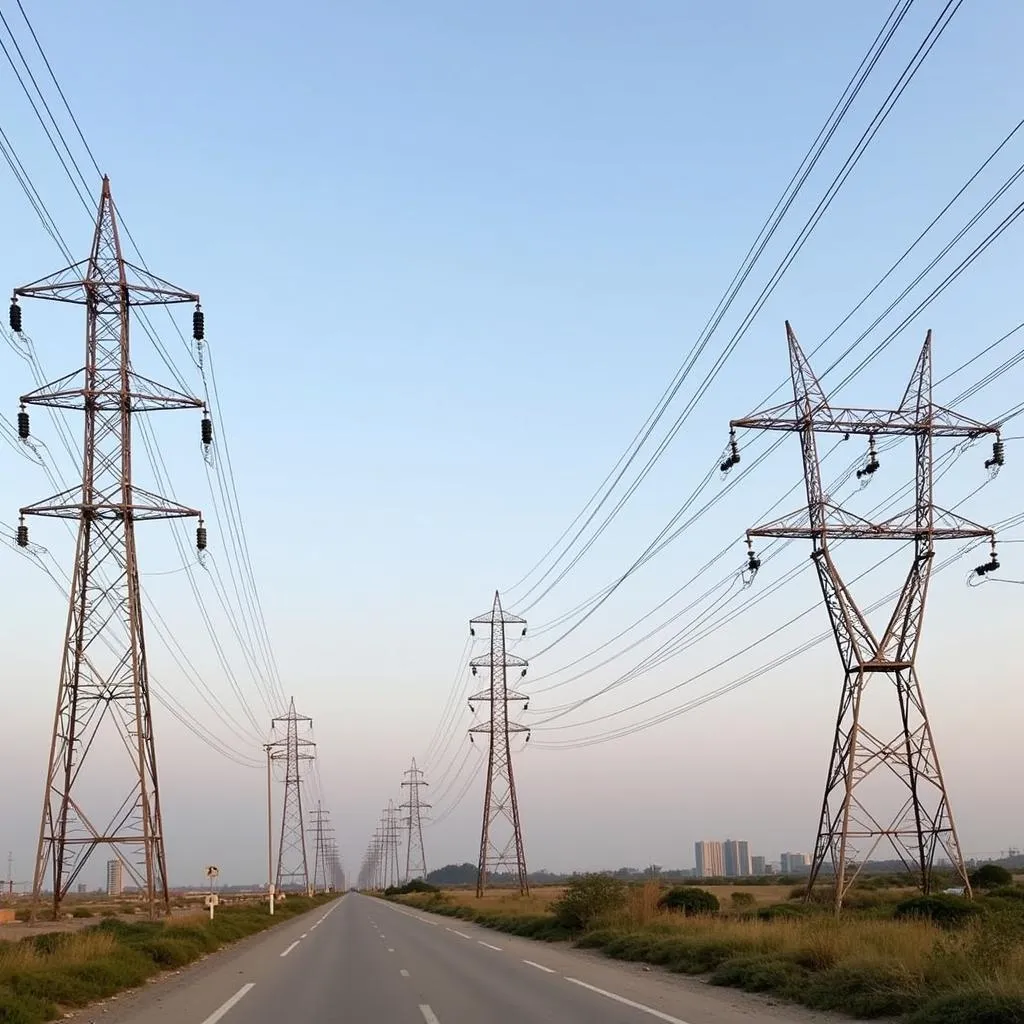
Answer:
xmin=469 ymin=592 xmax=531 ymax=897
xmin=269 ymin=699 xmax=315 ymax=896
xmin=727 ymin=322 xmax=1000 ymax=911
xmin=401 ymin=759 xmax=430 ymax=882
xmin=11 ymin=176 xmax=209 ymax=920
xmin=308 ymin=804 xmax=334 ymax=894
xmin=263 ymin=744 xmax=275 ymax=914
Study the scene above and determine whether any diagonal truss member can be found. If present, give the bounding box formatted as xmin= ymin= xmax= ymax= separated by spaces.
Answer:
xmin=728 ymin=322 xmax=1001 ymax=911
xmin=11 ymin=177 xmax=207 ymax=919
xmin=469 ymin=591 xmax=530 ymax=897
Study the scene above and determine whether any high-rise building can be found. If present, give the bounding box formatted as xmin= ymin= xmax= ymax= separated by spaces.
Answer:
xmin=694 ymin=840 xmax=724 ymax=878
xmin=751 ymin=855 xmax=766 ymax=876
xmin=723 ymin=839 xmax=751 ymax=877
xmin=780 ymin=852 xmax=809 ymax=875
xmin=106 ymin=859 xmax=123 ymax=897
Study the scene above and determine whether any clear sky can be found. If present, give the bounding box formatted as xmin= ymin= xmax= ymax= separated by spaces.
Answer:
xmin=1 ymin=0 xmax=1022 ymax=889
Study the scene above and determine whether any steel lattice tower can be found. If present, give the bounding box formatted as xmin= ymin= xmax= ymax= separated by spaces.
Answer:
xmin=469 ymin=591 xmax=530 ymax=897
xmin=10 ymin=177 xmax=208 ymax=918
xmin=728 ymin=323 xmax=1000 ymax=910
xmin=383 ymin=800 xmax=402 ymax=888
xmin=401 ymin=758 xmax=430 ymax=882
xmin=270 ymin=699 xmax=315 ymax=894
xmin=308 ymin=804 xmax=334 ymax=893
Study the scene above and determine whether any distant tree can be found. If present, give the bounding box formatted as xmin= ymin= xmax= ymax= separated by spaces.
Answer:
xmin=969 ymin=864 xmax=1013 ymax=890
xmin=658 ymin=886 xmax=720 ymax=916
xmin=426 ymin=863 xmax=477 ymax=886
xmin=552 ymin=874 xmax=627 ymax=931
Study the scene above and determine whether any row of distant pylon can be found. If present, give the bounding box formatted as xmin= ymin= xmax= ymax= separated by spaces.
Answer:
xmin=358 ymin=760 xmax=430 ymax=890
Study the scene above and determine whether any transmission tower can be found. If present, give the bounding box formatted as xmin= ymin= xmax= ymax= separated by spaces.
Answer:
xmin=728 ymin=322 xmax=1000 ymax=910
xmin=401 ymin=758 xmax=430 ymax=881
xmin=469 ymin=591 xmax=530 ymax=897
xmin=269 ymin=699 xmax=315 ymax=894
xmin=10 ymin=176 xmax=209 ymax=919
xmin=381 ymin=800 xmax=402 ymax=888
xmin=308 ymin=804 xmax=335 ymax=893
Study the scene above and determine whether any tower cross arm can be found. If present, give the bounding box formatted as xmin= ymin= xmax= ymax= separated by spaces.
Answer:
xmin=731 ymin=403 xmax=997 ymax=439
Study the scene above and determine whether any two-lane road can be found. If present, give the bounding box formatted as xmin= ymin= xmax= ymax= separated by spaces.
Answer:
xmin=80 ymin=893 xmax=833 ymax=1024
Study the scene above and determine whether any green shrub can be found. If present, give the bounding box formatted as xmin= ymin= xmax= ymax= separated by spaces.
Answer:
xmin=657 ymin=886 xmax=719 ymax=916
xmin=711 ymin=954 xmax=808 ymax=996
xmin=757 ymin=902 xmax=813 ymax=921
xmin=729 ymin=892 xmax=755 ymax=909
xmin=969 ymin=864 xmax=1014 ymax=890
xmin=803 ymin=962 xmax=920 ymax=1018
xmin=71 ymin=908 xmax=94 ymax=918
xmin=551 ymin=874 xmax=627 ymax=931
xmin=986 ymin=886 xmax=1024 ymax=902
xmin=907 ymin=992 xmax=1024 ymax=1023
xmin=894 ymin=894 xmax=980 ymax=929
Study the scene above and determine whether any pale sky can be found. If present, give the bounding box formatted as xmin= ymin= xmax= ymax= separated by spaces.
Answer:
xmin=1 ymin=1 xmax=1022 ymax=889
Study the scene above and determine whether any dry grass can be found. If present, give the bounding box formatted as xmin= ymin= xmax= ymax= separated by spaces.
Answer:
xmin=0 ymin=929 xmax=119 ymax=974
xmin=439 ymin=886 xmax=565 ymax=916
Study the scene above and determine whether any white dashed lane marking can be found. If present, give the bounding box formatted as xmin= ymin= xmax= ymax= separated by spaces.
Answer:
xmin=566 ymin=978 xmax=693 ymax=1024
xmin=200 ymin=983 xmax=254 ymax=1024
xmin=419 ymin=1006 xmax=441 ymax=1024
xmin=523 ymin=959 xmax=556 ymax=973
xmin=280 ymin=940 xmax=300 ymax=958
xmin=478 ymin=941 xmax=502 ymax=951
xmin=400 ymin=968 xmax=410 ymax=977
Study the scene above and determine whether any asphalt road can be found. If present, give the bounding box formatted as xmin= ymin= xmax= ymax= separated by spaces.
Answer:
xmin=82 ymin=893 xmax=835 ymax=1024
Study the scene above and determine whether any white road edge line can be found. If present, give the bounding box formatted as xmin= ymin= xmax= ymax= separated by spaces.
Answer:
xmin=300 ymin=933 xmax=308 ymax=939
xmin=419 ymin=1006 xmax=441 ymax=1024
xmin=200 ymin=983 xmax=255 ymax=1024
xmin=478 ymin=941 xmax=502 ymax=951
xmin=400 ymin=968 xmax=410 ymax=978
xmin=388 ymin=947 xmax=395 ymax=952
xmin=453 ymin=929 xmax=471 ymax=939
xmin=523 ymin=959 xmax=556 ymax=973
xmin=280 ymin=940 xmax=301 ymax=958
xmin=565 ymin=978 xmax=693 ymax=1024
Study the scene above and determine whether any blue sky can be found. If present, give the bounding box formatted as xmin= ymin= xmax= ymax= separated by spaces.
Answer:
xmin=1 ymin=1 xmax=1022 ymax=887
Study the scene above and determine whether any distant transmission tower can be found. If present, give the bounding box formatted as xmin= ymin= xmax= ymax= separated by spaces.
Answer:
xmin=308 ymin=804 xmax=334 ymax=893
xmin=270 ymin=699 xmax=315 ymax=894
xmin=401 ymin=759 xmax=430 ymax=881
xmin=727 ymin=323 xmax=1000 ymax=910
xmin=469 ymin=591 xmax=530 ymax=897
xmin=382 ymin=800 xmax=402 ymax=888
xmin=11 ymin=176 xmax=209 ymax=919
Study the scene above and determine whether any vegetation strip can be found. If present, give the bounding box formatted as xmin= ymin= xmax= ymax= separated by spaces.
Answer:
xmin=0 ymin=894 xmax=337 ymax=1024
xmin=382 ymin=870 xmax=1024 ymax=1024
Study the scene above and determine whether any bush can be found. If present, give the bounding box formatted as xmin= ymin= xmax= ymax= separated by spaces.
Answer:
xmin=729 ymin=892 xmax=755 ymax=909
xmin=907 ymin=992 xmax=1024 ymax=1023
xmin=551 ymin=874 xmax=627 ymax=931
xmin=384 ymin=879 xmax=440 ymax=897
xmin=986 ymin=886 xmax=1024 ymax=902
xmin=71 ymin=908 xmax=94 ymax=918
xmin=970 ymin=864 xmax=1014 ymax=890
xmin=893 ymin=894 xmax=980 ymax=929
xmin=657 ymin=886 xmax=719 ymax=916
xmin=757 ymin=902 xmax=813 ymax=921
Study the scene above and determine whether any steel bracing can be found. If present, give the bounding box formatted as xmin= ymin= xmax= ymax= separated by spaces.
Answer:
xmin=401 ymin=758 xmax=430 ymax=882
xmin=12 ymin=177 xmax=207 ymax=918
xmin=469 ymin=591 xmax=530 ymax=897
xmin=270 ymin=699 xmax=315 ymax=894
xmin=730 ymin=321 xmax=999 ymax=910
